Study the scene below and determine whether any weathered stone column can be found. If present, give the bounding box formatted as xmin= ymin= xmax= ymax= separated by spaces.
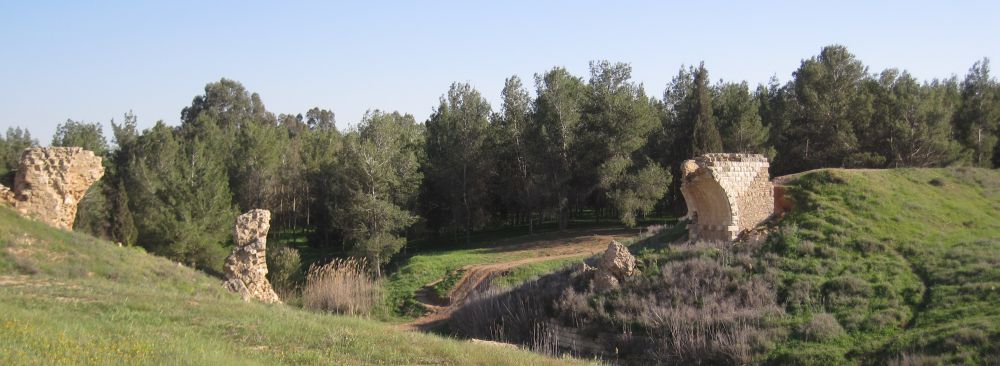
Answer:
xmin=0 ymin=147 xmax=104 ymax=230
xmin=222 ymin=209 xmax=281 ymax=303
xmin=679 ymin=153 xmax=774 ymax=241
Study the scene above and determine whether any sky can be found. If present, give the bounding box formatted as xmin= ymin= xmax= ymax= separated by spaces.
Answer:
xmin=1 ymin=0 xmax=998 ymax=144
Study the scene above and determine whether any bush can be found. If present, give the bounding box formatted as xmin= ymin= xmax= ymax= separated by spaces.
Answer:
xmin=302 ymin=258 xmax=382 ymax=316
xmin=267 ymin=246 xmax=302 ymax=299
xmin=798 ymin=313 xmax=844 ymax=341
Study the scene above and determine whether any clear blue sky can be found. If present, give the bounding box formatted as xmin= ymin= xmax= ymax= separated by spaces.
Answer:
xmin=1 ymin=0 xmax=997 ymax=144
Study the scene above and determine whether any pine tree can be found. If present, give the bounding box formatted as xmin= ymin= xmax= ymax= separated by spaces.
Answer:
xmin=424 ymin=83 xmax=492 ymax=243
xmin=581 ymin=61 xmax=668 ymax=227
xmin=787 ymin=45 xmax=874 ymax=170
xmin=715 ymin=81 xmax=772 ymax=157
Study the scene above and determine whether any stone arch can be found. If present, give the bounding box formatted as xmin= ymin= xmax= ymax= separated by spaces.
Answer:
xmin=680 ymin=154 xmax=774 ymax=241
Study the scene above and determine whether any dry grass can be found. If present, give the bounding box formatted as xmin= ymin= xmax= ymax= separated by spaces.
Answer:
xmin=302 ymin=257 xmax=383 ymax=317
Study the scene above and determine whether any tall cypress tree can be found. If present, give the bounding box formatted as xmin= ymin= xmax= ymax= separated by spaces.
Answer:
xmin=690 ymin=63 xmax=723 ymax=155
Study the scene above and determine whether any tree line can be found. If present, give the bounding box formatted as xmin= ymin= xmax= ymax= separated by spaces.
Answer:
xmin=1 ymin=45 xmax=997 ymax=275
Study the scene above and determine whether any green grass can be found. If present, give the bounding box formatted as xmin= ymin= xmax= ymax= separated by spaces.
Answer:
xmin=491 ymin=257 xmax=582 ymax=288
xmin=383 ymin=226 xmax=651 ymax=319
xmin=384 ymin=240 xmax=556 ymax=319
xmin=0 ymin=207 xmax=586 ymax=365
xmin=764 ymin=168 xmax=1000 ymax=364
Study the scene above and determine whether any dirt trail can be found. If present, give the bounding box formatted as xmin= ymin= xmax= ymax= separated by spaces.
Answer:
xmin=399 ymin=231 xmax=632 ymax=332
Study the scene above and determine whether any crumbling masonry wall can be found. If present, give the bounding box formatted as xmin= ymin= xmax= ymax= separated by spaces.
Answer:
xmin=0 ymin=147 xmax=104 ymax=230
xmin=680 ymin=153 xmax=773 ymax=241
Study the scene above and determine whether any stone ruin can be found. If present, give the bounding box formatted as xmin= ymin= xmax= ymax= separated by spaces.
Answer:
xmin=0 ymin=147 xmax=105 ymax=230
xmin=222 ymin=209 xmax=281 ymax=303
xmin=586 ymin=240 xmax=637 ymax=292
xmin=680 ymin=153 xmax=774 ymax=241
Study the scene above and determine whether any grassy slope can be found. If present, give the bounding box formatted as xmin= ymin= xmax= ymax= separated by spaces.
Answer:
xmin=768 ymin=168 xmax=1000 ymax=364
xmin=0 ymin=207 xmax=583 ymax=365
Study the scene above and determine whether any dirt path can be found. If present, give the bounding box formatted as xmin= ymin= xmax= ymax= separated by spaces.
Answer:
xmin=399 ymin=231 xmax=632 ymax=332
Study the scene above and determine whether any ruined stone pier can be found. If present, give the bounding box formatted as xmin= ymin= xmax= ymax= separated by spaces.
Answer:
xmin=223 ymin=209 xmax=281 ymax=303
xmin=680 ymin=153 xmax=774 ymax=241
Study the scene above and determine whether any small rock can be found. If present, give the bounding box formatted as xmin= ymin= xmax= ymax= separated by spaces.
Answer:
xmin=590 ymin=240 xmax=636 ymax=292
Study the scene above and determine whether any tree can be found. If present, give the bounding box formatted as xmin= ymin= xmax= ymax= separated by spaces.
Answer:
xmin=181 ymin=78 xmax=282 ymax=212
xmin=52 ymin=120 xmax=109 ymax=156
xmin=529 ymin=67 xmax=586 ymax=230
xmin=51 ymin=120 xmax=110 ymax=237
xmin=715 ymin=81 xmax=772 ymax=157
xmin=868 ymin=70 xmax=964 ymax=167
xmin=488 ymin=75 xmax=538 ymax=230
xmin=336 ymin=111 xmax=422 ymax=276
xmin=786 ymin=45 xmax=874 ymax=170
xmin=955 ymin=58 xmax=1000 ymax=167
xmin=0 ymin=127 xmax=37 ymax=186
xmin=756 ymin=78 xmax=796 ymax=174
xmin=581 ymin=61 xmax=668 ymax=227
xmin=306 ymin=107 xmax=336 ymax=131
xmin=689 ymin=63 xmax=723 ymax=156
xmin=108 ymin=112 xmax=140 ymax=246
xmin=424 ymin=83 xmax=493 ymax=242
xmin=127 ymin=122 xmax=236 ymax=273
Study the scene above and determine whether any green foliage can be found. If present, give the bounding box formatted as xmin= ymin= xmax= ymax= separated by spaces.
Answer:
xmin=689 ymin=63 xmax=724 ymax=155
xmin=715 ymin=81 xmax=773 ymax=157
xmin=0 ymin=127 xmax=37 ymax=185
xmin=583 ymin=61 xmax=669 ymax=227
xmin=267 ymin=245 xmax=302 ymax=298
xmin=336 ymin=111 xmax=422 ymax=275
xmin=424 ymin=83 xmax=493 ymax=241
xmin=126 ymin=122 xmax=236 ymax=273
xmin=51 ymin=120 xmax=109 ymax=156
xmin=786 ymin=45 xmax=874 ymax=170
xmin=868 ymin=70 xmax=966 ymax=167
xmin=954 ymin=59 xmax=1000 ymax=167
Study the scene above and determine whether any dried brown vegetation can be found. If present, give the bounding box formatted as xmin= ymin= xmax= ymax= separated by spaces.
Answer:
xmin=302 ymin=257 xmax=382 ymax=316
xmin=451 ymin=233 xmax=784 ymax=365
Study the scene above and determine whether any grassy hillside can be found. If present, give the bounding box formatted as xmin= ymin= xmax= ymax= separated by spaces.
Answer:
xmin=767 ymin=168 xmax=1000 ymax=364
xmin=0 ymin=207 xmax=584 ymax=365
xmin=447 ymin=168 xmax=1000 ymax=365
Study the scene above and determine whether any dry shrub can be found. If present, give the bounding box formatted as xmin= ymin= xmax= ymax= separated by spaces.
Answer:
xmin=451 ymin=239 xmax=784 ymax=364
xmin=302 ymin=257 xmax=382 ymax=316
xmin=798 ymin=313 xmax=844 ymax=341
